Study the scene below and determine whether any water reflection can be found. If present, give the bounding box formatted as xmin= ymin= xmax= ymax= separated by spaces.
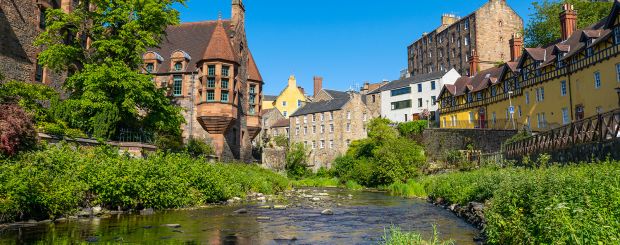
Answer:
xmin=0 ymin=188 xmax=478 ymax=244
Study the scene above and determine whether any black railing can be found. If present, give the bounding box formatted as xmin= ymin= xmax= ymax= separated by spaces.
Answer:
xmin=113 ymin=128 xmax=155 ymax=144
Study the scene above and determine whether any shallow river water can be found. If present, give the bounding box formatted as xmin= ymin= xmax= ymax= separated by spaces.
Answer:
xmin=0 ymin=188 xmax=478 ymax=244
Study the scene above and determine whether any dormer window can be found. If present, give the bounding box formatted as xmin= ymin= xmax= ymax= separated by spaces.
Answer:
xmin=146 ymin=63 xmax=154 ymax=73
xmin=222 ymin=66 xmax=229 ymax=77
xmin=174 ymin=62 xmax=183 ymax=71
xmin=467 ymin=93 xmax=473 ymax=103
xmin=476 ymin=92 xmax=483 ymax=101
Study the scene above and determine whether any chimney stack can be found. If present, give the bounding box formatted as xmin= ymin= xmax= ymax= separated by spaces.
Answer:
xmin=231 ymin=0 xmax=245 ymax=28
xmin=560 ymin=3 xmax=577 ymax=41
xmin=509 ymin=33 xmax=523 ymax=62
xmin=313 ymin=76 xmax=323 ymax=97
xmin=468 ymin=49 xmax=480 ymax=76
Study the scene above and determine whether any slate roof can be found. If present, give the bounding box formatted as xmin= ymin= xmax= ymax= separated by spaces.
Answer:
xmin=290 ymin=91 xmax=352 ymax=117
xmin=380 ymin=70 xmax=448 ymax=92
xmin=271 ymin=119 xmax=290 ymax=128
xmin=263 ymin=95 xmax=278 ymax=101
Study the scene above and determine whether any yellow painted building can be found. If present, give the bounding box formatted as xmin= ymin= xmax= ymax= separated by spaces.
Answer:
xmin=439 ymin=2 xmax=620 ymax=131
xmin=266 ymin=75 xmax=309 ymax=118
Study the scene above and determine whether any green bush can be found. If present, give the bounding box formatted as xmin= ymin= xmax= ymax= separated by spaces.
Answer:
xmin=292 ymin=177 xmax=339 ymax=188
xmin=184 ymin=138 xmax=214 ymax=158
xmin=382 ymin=225 xmax=454 ymax=245
xmin=0 ymin=144 xmax=289 ymax=222
xmin=422 ymin=163 xmax=620 ymax=244
xmin=384 ymin=179 xmax=427 ymax=198
xmin=272 ymin=135 xmax=289 ymax=148
xmin=285 ymin=143 xmax=310 ymax=179
xmin=397 ymin=120 xmax=427 ymax=138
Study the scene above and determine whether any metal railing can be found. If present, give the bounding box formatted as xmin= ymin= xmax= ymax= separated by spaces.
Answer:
xmin=114 ymin=128 xmax=155 ymax=144
xmin=504 ymin=109 xmax=620 ymax=158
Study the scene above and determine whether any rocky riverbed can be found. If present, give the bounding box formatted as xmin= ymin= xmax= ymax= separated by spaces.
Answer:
xmin=0 ymin=188 xmax=480 ymax=244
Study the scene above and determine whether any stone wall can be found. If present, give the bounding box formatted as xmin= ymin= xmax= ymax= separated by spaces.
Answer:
xmin=261 ymin=147 xmax=286 ymax=171
xmin=507 ymin=139 xmax=620 ymax=164
xmin=422 ymin=128 xmax=517 ymax=162
xmin=39 ymin=133 xmax=158 ymax=158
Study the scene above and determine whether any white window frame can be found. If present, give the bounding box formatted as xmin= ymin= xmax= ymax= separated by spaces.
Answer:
xmin=562 ymin=107 xmax=570 ymax=125
xmin=594 ymin=71 xmax=601 ymax=89
xmin=560 ymin=81 xmax=567 ymax=96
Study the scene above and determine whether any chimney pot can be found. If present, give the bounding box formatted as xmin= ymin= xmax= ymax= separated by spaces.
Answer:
xmin=468 ymin=49 xmax=480 ymax=76
xmin=560 ymin=3 xmax=577 ymax=40
xmin=313 ymin=76 xmax=323 ymax=97
xmin=509 ymin=33 xmax=523 ymax=62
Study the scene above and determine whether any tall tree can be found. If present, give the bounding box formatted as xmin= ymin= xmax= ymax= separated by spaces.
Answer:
xmin=525 ymin=0 xmax=613 ymax=48
xmin=36 ymin=0 xmax=185 ymax=139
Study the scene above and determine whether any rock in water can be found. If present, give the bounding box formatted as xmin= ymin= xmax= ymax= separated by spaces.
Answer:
xmin=256 ymin=216 xmax=271 ymax=221
xmin=234 ymin=208 xmax=248 ymax=214
xmin=273 ymin=205 xmax=287 ymax=210
xmin=162 ymin=224 xmax=181 ymax=228
xmin=311 ymin=197 xmax=321 ymax=202
xmin=321 ymin=209 xmax=334 ymax=215
xmin=140 ymin=208 xmax=154 ymax=215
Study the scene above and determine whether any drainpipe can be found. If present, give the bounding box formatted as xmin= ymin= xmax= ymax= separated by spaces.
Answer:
xmin=189 ymin=67 xmax=200 ymax=139
xmin=567 ymin=65 xmax=574 ymax=121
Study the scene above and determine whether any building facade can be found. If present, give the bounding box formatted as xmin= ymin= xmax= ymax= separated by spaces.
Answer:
xmin=0 ymin=0 xmax=76 ymax=88
xmin=439 ymin=2 xmax=620 ymax=132
xmin=380 ymin=69 xmax=460 ymax=123
xmin=289 ymin=89 xmax=374 ymax=171
xmin=407 ymin=0 xmax=523 ymax=77
xmin=144 ymin=0 xmax=262 ymax=161
xmin=360 ymin=81 xmax=388 ymax=116
xmin=269 ymin=75 xmax=310 ymax=118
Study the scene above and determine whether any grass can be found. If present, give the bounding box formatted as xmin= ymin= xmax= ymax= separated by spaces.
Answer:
xmin=292 ymin=177 xmax=340 ymax=188
xmin=383 ymin=179 xmax=427 ymax=198
xmin=381 ymin=225 xmax=454 ymax=245
xmin=422 ymin=162 xmax=620 ymax=244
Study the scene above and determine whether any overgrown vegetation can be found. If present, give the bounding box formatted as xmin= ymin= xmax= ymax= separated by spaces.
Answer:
xmin=384 ymin=180 xmax=427 ymax=199
xmin=332 ymin=118 xmax=426 ymax=187
xmin=184 ymin=138 xmax=215 ymax=158
xmin=381 ymin=225 xmax=454 ymax=245
xmin=422 ymin=161 xmax=620 ymax=244
xmin=0 ymin=144 xmax=289 ymax=223
xmin=285 ymin=143 xmax=311 ymax=179
xmin=0 ymin=104 xmax=37 ymax=156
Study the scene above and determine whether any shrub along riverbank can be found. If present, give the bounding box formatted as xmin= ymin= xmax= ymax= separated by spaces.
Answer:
xmin=0 ymin=144 xmax=289 ymax=223
xmin=422 ymin=162 xmax=620 ymax=244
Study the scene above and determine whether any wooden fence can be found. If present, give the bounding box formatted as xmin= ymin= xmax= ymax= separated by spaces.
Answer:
xmin=504 ymin=109 xmax=620 ymax=159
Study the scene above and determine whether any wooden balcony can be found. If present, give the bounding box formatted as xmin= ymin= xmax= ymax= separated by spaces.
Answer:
xmin=196 ymin=102 xmax=238 ymax=134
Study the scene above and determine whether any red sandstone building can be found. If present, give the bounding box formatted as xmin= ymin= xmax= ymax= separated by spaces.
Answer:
xmin=144 ymin=0 xmax=263 ymax=161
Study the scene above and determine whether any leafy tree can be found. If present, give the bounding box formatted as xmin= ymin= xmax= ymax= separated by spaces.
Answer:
xmin=36 ymin=0 xmax=185 ymax=139
xmin=525 ymin=0 xmax=613 ymax=48
xmin=0 ymin=81 xmax=59 ymax=123
xmin=184 ymin=138 xmax=215 ymax=158
xmin=285 ymin=143 xmax=310 ymax=179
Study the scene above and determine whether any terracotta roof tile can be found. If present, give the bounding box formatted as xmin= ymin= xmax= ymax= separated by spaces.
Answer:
xmin=248 ymin=52 xmax=263 ymax=82
xmin=203 ymin=19 xmax=238 ymax=62
xmin=271 ymin=119 xmax=290 ymax=128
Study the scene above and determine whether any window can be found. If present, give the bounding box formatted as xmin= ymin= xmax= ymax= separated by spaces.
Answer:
xmin=536 ymin=87 xmax=545 ymax=102
xmin=537 ymin=112 xmax=547 ymax=129
xmin=312 ymin=141 xmax=316 ymax=149
xmin=346 ymin=140 xmax=351 ymax=146
xmin=417 ymin=84 xmax=422 ymax=92
xmin=464 ymin=36 xmax=469 ymax=46
xmin=295 ymin=127 xmax=299 ymax=136
xmin=469 ymin=112 xmax=474 ymax=123
xmin=346 ymin=123 xmax=351 ymax=132
xmin=363 ymin=113 xmax=367 ymax=122
xmin=431 ymin=96 xmax=437 ymax=105
xmin=297 ymin=100 xmax=302 ymax=108
xmin=207 ymin=78 xmax=215 ymax=88
xmin=562 ymin=107 xmax=570 ymax=125
xmin=329 ymin=140 xmax=334 ymax=149
xmin=594 ymin=71 xmax=601 ymax=89
xmin=320 ymin=125 xmax=325 ymax=133
xmin=282 ymin=101 xmax=287 ymax=106
xmin=391 ymin=100 xmax=412 ymax=110
xmin=616 ymin=63 xmax=620 ymax=82
xmin=173 ymin=75 xmax=183 ymax=96
xmin=330 ymin=112 xmax=334 ymax=120
xmin=320 ymin=113 xmax=324 ymax=121
xmin=525 ymin=91 xmax=530 ymax=104
xmin=283 ymin=111 xmax=288 ymax=117
xmin=464 ymin=20 xmax=469 ymax=30
xmin=312 ymin=125 xmax=316 ymax=134
xmin=207 ymin=90 xmax=215 ymax=101
xmin=391 ymin=87 xmax=411 ymax=96
xmin=431 ymin=81 xmax=436 ymax=90
xmin=304 ymin=126 xmax=307 ymax=135
xmin=312 ymin=114 xmax=316 ymax=122
xmin=527 ymin=116 xmax=531 ymax=128
xmin=372 ymin=95 xmax=376 ymax=103
xmin=404 ymin=114 xmax=408 ymax=122
xmin=330 ymin=124 xmax=334 ymax=133
xmin=615 ymin=26 xmax=620 ymax=45
xmin=208 ymin=65 xmax=216 ymax=76
xmin=560 ymin=80 xmax=567 ymax=96
xmin=476 ymin=92 xmax=483 ymax=101
xmin=35 ymin=63 xmax=43 ymax=82
xmin=491 ymin=86 xmax=497 ymax=97
xmin=146 ymin=63 xmax=154 ymax=73
xmin=518 ymin=105 xmax=522 ymax=118
xmin=320 ymin=140 xmax=325 ymax=149
xmin=467 ymin=93 xmax=473 ymax=103
xmin=295 ymin=117 xmax=299 ymax=124
xmin=418 ymin=98 xmax=423 ymax=107
xmin=221 ymin=66 xmax=229 ymax=77
xmin=303 ymin=116 xmax=307 ymax=124
xmin=347 ymin=111 xmax=351 ymax=120
xmin=443 ymin=117 xmax=447 ymax=127
xmin=221 ymin=91 xmax=229 ymax=102
xmin=492 ymin=112 xmax=497 ymax=125
xmin=174 ymin=62 xmax=183 ymax=71
xmin=221 ymin=79 xmax=229 ymax=89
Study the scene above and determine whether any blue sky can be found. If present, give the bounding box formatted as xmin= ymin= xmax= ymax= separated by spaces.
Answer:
xmin=174 ymin=0 xmax=535 ymax=96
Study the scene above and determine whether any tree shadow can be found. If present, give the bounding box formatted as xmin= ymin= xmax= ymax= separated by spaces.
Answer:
xmin=0 ymin=3 xmax=33 ymax=64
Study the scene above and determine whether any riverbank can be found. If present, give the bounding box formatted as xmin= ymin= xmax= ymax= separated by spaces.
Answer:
xmin=0 ymin=144 xmax=289 ymax=224
xmin=422 ymin=161 xmax=620 ymax=244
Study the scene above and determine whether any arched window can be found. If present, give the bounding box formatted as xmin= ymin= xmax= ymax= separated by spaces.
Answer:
xmin=174 ymin=62 xmax=183 ymax=71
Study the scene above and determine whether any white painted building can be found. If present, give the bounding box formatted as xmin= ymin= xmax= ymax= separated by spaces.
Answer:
xmin=380 ymin=69 xmax=460 ymax=123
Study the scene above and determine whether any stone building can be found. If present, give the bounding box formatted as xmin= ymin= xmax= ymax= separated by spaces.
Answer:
xmin=0 ymin=0 xmax=75 ymax=88
xmin=407 ymin=0 xmax=523 ymax=77
xmin=360 ymin=81 xmax=388 ymax=116
xmin=289 ymin=89 xmax=375 ymax=171
xmin=144 ymin=0 xmax=262 ymax=161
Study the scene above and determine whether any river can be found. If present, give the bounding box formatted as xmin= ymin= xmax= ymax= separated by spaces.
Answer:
xmin=0 ymin=188 xmax=479 ymax=244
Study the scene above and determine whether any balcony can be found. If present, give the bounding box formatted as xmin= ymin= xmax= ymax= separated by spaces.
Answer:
xmin=196 ymin=102 xmax=238 ymax=134
xmin=246 ymin=115 xmax=261 ymax=140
